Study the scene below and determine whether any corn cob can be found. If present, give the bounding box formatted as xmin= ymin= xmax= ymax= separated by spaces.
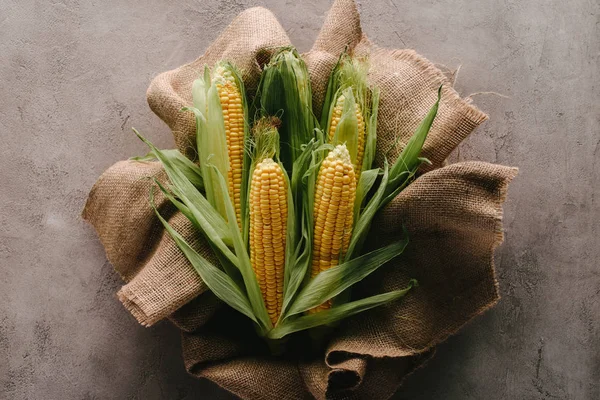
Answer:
xmin=249 ymin=158 xmax=287 ymax=325
xmin=327 ymin=94 xmax=366 ymax=178
xmin=214 ymin=65 xmax=244 ymax=228
xmin=309 ymin=145 xmax=356 ymax=313
xmin=248 ymin=118 xmax=287 ymax=325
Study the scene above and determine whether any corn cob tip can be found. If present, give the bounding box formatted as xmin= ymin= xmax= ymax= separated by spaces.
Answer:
xmin=330 ymin=144 xmax=352 ymax=165
xmin=256 ymin=157 xmax=276 ymax=168
xmin=213 ymin=63 xmax=235 ymax=83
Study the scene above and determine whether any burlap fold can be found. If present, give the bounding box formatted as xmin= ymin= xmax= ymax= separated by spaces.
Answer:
xmin=83 ymin=0 xmax=517 ymax=398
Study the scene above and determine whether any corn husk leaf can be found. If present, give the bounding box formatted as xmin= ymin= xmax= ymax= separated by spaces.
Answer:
xmin=189 ymin=62 xmax=251 ymax=230
xmin=256 ymin=48 xmax=315 ymax=175
xmin=133 ymin=129 xmax=234 ymax=249
xmin=354 ymin=168 xmax=379 ymax=219
xmin=210 ymin=163 xmax=272 ymax=331
xmin=361 ymin=87 xmax=379 ymax=173
xmin=321 ymin=54 xmax=369 ymax=131
xmin=380 ymin=164 xmax=420 ymax=210
xmin=345 ymin=161 xmax=390 ymax=260
xmin=267 ymin=280 xmax=417 ymax=339
xmin=131 ymin=149 xmax=204 ymax=190
xmin=280 ymin=136 xmax=324 ymax=319
xmin=286 ymin=238 xmax=409 ymax=316
xmin=183 ymin=103 xmax=230 ymax=222
xmin=149 ymin=190 xmax=257 ymax=324
xmin=281 ymin=162 xmax=296 ymax=296
xmin=192 ymin=69 xmax=208 ymax=111
xmin=189 ymin=66 xmax=230 ymax=219
xmin=152 ymin=178 xmax=241 ymax=282
xmin=331 ymin=87 xmax=359 ymax=163
xmin=383 ymin=86 xmax=441 ymax=203
xmin=135 ymin=132 xmax=253 ymax=319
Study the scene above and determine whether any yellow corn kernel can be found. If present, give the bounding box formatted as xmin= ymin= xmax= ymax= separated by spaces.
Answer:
xmin=327 ymin=95 xmax=366 ymax=178
xmin=215 ymin=66 xmax=244 ymax=228
xmin=249 ymin=158 xmax=287 ymax=325
xmin=309 ymin=145 xmax=356 ymax=313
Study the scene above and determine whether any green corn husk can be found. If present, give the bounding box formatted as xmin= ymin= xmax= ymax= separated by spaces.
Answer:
xmin=331 ymin=88 xmax=359 ymax=162
xmin=380 ymin=86 xmax=442 ymax=209
xmin=256 ymin=48 xmax=316 ymax=176
xmin=186 ymin=65 xmax=230 ymax=220
xmin=321 ymin=54 xmax=369 ymax=131
xmin=185 ymin=62 xmax=251 ymax=241
xmin=130 ymin=149 xmax=204 ymax=190
xmin=268 ymin=280 xmax=417 ymax=339
xmin=345 ymin=87 xmax=442 ymax=259
xmin=321 ymin=54 xmax=379 ymax=178
xmin=280 ymin=132 xmax=329 ymax=319
xmin=134 ymin=128 xmax=271 ymax=332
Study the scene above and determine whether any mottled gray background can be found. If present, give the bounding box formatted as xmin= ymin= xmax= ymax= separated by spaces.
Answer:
xmin=1 ymin=0 xmax=598 ymax=399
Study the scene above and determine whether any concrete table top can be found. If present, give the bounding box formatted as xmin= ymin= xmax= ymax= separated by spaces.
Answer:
xmin=1 ymin=0 xmax=598 ymax=398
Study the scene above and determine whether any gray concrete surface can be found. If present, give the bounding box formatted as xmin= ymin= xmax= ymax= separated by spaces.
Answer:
xmin=1 ymin=0 xmax=598 ymax=398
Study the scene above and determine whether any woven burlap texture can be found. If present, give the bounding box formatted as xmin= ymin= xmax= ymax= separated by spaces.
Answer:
xmin=82 ymin=0 xmax=517 ymax=398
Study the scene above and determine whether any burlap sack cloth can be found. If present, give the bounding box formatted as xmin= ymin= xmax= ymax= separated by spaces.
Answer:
xmin=83 ymin=0 xmax=518 ymax=398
